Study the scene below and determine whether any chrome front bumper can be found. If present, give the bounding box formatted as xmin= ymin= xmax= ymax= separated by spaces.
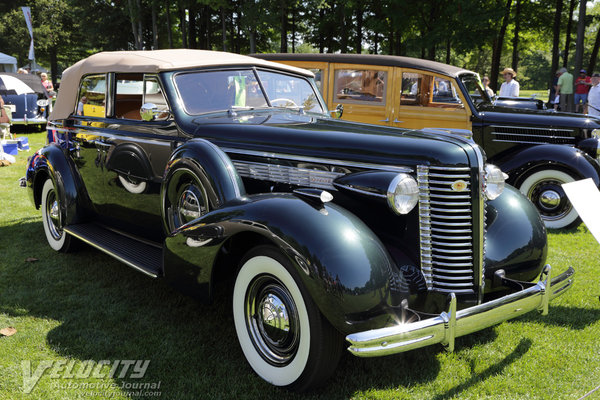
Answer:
xmin=346 ymin=265 xmax=574 ymax=357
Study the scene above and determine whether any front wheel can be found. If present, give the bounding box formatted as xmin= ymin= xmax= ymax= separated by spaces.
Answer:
xmin=232 ymin=246 xmax=342 ymax=391
xmin=41 ymin=178 xmax=75 ymax=252
xmin=518 ymin=169 xmax=580 ymax=229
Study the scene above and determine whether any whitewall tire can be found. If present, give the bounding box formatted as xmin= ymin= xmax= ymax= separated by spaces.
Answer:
xmin=518 ymin=169 xmax=580 ymax=229
xmin=232 ymin=246 xmax=342 ymax=391
xmin=41 ymin=178 xmax=74 ymax=252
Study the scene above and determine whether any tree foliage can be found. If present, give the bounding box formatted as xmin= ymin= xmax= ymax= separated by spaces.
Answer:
xmin=1 ymin=0 xmax=599 ymax=93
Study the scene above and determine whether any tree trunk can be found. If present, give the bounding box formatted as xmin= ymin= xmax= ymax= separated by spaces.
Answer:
xmin=445 ymin=38 xmax=451 ymax=64
xmin=188 ymin=4 xmax=197 ymax=49
xmin=280 ymin=0 xmax=288 ymax=53
xmin=340 ymin=3 xmax=347 ymax=53
xmin=152 ymin=0 xmax=158 ymax=49
xmin=221 ymin=7 xmax=227 ymax=51
xmin=318 ymin=8 xmax=324 ymax=53
xmin=550 ymin=0 xmax=563 ymax=101
xmin=291 ymin=5 xmax=296 ymax=53
xmin=573 ymin=0 xmax=587 ymax=73
xmin=166 ymin=3 xmax=173 ymax=48
xmin=588 ymin=23 xmax=600 ymax=73
xmin=511 ymin=0 xmax=521 ymax=71
xmin=564 ymin=0 xmax=576 ymax=66
xmin=490 ymin=0 xmax=512 ymax=92
xmin=136 ymin=0 xmax=143 ymax=49
xmin=355 ymin=4 xmax=363 ymax=54
xmin=127 ymin=0 xmax=140 ymax=49
xmin=179 ymin=2 xmax=187 ymax=48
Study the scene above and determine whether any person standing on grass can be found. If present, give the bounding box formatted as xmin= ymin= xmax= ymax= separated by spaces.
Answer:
xmin=574 ymin=69 xmax=592 ymax=113
xmin=499 ymin=68 xmax=519 ymax=97
xmin=557 ymin=67 xmax=574 ymax=112
xmin=587 ymin=73 xmax=600 ymax=117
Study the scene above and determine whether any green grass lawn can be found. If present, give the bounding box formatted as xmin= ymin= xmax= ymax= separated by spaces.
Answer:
xmin=1 ymin=132 xmax=600 ymax=399
xmin=519 ymin=89 xmax=548 ymax=100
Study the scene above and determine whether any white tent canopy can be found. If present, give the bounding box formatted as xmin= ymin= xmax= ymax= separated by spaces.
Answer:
xmin=0 ymin=52 xmax=17 ymax=73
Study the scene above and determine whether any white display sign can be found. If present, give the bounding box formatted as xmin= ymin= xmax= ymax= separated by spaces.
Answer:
xmin=562 ymin=178 xmax=600 ymax=244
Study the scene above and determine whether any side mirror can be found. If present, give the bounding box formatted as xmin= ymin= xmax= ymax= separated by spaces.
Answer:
xmin=330 ymin=104 xmax=343 ymax=119
xmin=140 ymin=103 xmax=170 ymax=121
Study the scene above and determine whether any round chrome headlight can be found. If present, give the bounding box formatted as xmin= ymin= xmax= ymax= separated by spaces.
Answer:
xmin=484 ymin=164 xmax=506 ymax=200
xmin=591 ymin=128 xmax=600 ymax=139
xmin=387 ymin=173 xmax=419 ymax=215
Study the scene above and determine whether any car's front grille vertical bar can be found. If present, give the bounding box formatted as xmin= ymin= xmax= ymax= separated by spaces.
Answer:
xmin=417 ymin=165 xmax=434 ymax=290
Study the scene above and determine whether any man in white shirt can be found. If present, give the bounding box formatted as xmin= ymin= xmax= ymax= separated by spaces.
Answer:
xmin=586 ymin=73 xmax=600 ymax=117
xmin=499 ymin=67 xmax=520 ymax=97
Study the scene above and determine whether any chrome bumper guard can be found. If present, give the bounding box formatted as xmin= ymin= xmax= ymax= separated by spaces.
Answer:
xmin=346 ymin=265 xmax=574 ymax=357
xmin=11 ymin=117 xmax=47 ymax=125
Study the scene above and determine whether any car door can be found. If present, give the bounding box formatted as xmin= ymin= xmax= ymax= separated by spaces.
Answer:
xmin=392 ymin=69 xmax=472 ymax=130
xmin=329 ymin=63 xmax=393 ymax=125
xmin=100 ymin=73 xmax=179 ymax=242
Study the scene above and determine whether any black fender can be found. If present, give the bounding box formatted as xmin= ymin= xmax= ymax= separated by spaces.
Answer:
xmin=490 ymin=144 xmax=600 ymax=188
xmin=484 ymin=185 xmax=548 ymax=291
xmin=105 ymin=143 xmax=154 ymax=182
xmin=25 ymin=143 xmax=85 ymax=226
xmin=163 ymin=193 xmax=407 ymax=335
xmin=576 ymin=137 xmax=599 ymax=160
xmin=161 ymin=138 xmax=246 ymax=233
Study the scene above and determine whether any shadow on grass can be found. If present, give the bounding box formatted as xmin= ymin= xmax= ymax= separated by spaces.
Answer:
xmin=510 ymin=305 xmax=600 ymax=330
xmin=0 ymin=220 xmax=556 ymax=399
xmin=431 ymin=338 xmax=532 ymax=400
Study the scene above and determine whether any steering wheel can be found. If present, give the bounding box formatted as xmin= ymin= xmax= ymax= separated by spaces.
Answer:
xmin=270 ymin=98 xmax=299 ymax=107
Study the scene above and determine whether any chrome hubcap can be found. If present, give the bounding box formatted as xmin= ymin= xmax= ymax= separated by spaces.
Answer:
xmin=528 ymin=179 xmax=572 ymax=221
xmin=539 ymin=190 xmax=561 ymax=210
xmin=45 ymin=189 xmax=62 ymax=240
xmin=245 ymin=275 xmax=300 ymax=366
xmin=175 ymin=184 xmax=207 ymax=227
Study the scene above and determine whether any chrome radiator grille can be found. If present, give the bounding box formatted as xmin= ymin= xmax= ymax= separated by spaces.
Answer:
xmin=418 ymin=165 xmax=478 ymax=294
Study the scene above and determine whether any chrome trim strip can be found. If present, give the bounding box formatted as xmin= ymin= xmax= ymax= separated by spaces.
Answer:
xmin=346 ymin=265 xmax=575 ymax=357
xmin=232 ymin=160 xmax=344 ymax=190
xmin=63 ymin=227 xmax=158 ymax=278
xmin=222 ymin=147 xmax=413 ymax=174
xmin=417 ymin=165 xmax=434 ymax=290
xmin=333 ymin=183 xmax=387 ymax=199
xmin=492 ymin=138 xmax=574 ymax=145
xmin=490 ymin=125 xmax=575 ymax=133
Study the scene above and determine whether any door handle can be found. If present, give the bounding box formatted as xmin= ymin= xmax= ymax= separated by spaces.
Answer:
xmin=379 ymin=118 xmax=390 ymax=122
xmin=394 ymin=119 xmax=404 ymax=123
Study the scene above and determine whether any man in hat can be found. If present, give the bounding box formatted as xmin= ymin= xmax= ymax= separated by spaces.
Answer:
xmin=557 ymin=67 xmax=574 ymax=112
xmin=587 ymin=73 xmax=600 ymax=117
xmin=499 ymin=67 xmax=519 ymax=97
xmin=574 ymin=69 xmax=592 ymax=113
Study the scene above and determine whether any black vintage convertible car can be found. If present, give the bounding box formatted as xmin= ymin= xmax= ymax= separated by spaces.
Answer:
xmin=25 ymin=50 xmax=574 ymax=391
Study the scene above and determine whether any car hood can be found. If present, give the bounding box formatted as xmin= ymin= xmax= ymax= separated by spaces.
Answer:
xmin=183 ymin=111 xmax=482 ymax=169
xmin=476 ymin=103 xmax=600 ymax=129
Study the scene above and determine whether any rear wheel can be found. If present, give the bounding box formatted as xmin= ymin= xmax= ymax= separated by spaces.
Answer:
xmin=41 ymin=178 xmax=75 ymax=252
xmin=232 ymin=245 xmax=342 ymax=391
xmin=518 ymin=169 xmax=580 ymax=229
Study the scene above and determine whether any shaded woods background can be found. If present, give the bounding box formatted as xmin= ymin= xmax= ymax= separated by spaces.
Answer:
xmin=1 ymin=0 xmax=600 ymax=95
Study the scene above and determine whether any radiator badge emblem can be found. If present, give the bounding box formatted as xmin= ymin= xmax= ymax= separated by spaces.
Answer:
xmin=451 ymin=180 xmax=468 ymax=192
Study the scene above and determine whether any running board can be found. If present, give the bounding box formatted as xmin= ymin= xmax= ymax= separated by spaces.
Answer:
xmin=64 ymin=223 xmax=162 ymax=278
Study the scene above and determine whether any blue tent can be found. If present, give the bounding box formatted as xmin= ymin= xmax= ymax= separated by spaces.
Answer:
xmin=0 ymin=52 xmax=17 ymax=73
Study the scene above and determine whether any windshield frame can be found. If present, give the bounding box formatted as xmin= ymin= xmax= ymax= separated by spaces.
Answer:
xmin=458 ymin=72 xmax=492 ymax=111
xmin=172 ymin=66 xmax=328 ymax=117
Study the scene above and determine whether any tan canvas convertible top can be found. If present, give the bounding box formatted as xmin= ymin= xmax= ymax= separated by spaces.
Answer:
xmin=50 ymin=49 xmax=314 ymax=121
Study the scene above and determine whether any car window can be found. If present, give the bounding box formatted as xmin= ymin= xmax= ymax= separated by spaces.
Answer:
xmin=77 ymin=74 xmax=106 ymax=117
xmin=174 ymin=69 xmax=325 ymax=115
xmin=334 ymin=69 xmax=386 ymax=104
xmin=113 ymin=74 xmax=168 ymax=120
xmin=400 ymin=72 xmax=462 ymax=108
xmin=255 ymin=70 xmax=322 ymax=113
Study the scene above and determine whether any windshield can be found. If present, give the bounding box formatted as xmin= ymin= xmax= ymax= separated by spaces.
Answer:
xmin=174 ymin=69 xmax=326 ymax=115
xmin=460 ymin=73 xmax=491 ymax=107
